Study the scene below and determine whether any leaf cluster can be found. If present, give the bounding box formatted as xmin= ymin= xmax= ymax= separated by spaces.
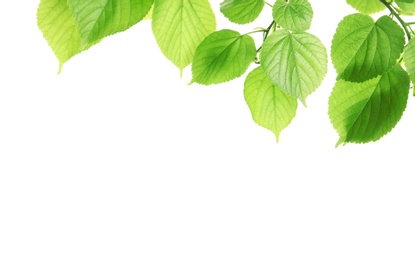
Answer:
xmin=330 ymin=0 xmax=415 ymax=146
xmin=37 ymin=0 xmax=415 ymax=146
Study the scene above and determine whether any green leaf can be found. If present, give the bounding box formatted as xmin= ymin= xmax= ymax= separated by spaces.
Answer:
xmin=260 ymin=29 xmax=327 ymax=104
xmin=329 ymin=64 xmax=410 ymax=147
xmin=191 ymin=30 xmax=257 ymax=85
xmin=220 ymin=0 xmax=265 ymax=24
xmin=331 ymin=14 xmax=405 ymax=83
xmin=396 ymin=0 xmax=415 ymax=14
xmin=404 ymin=37 xmax=415 ymax=95
xmin=272 ymin=0 xmax=313 ymax=32
xmin=144 ymin=5 xmax=153 ymax=20
xmin=67 ymin=0 xmax=153 ymax=47
xmin=244 ymin=66 xmax=298 ymax=142
xmin=37 ymin=0 xmax=82 ymax=70
xmin=346 ymin=0 xmax=386 ymax=14
xmin=152 ymin=0 xmax=216 ymax=73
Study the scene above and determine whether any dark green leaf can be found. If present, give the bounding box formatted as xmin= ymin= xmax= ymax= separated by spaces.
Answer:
xmin=331 ymin=14 xmax=405 ymax=83
xmin=329 ymin=64 xmax=410 ymax=146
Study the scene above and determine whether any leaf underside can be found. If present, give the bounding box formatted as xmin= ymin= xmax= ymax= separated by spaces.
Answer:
xmin=272 ymin=0 xmax=313 ymax=32
xmin=260 ymin=29 xmax=328 ymax=104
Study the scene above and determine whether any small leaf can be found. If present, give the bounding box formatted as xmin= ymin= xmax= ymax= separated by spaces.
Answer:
xmin=329 ymin=64 xmax=410 ymax=147
xmin=260 ymin=29 xmax=327 ymax=104
xmin=67 ymin=0 xmax=153 ymax=47
xmin=37 ymin=0 xmax=82 ymax=70
xmin=244 ymin=66 xmax=298 ymax=142
xmin=346 ymin=0 xmax=386 ymax=14
xmin=272 ymin=0 xmax=313 ymax=32
xmin=220 ymin=0 xmax=265 ymax=24
xmin=331 ymin=14 xmax=405 ymax=83
xmin=191 ymin=30 xmax=257 ymax=85
xmin=152 ymin=0 xmax=216 ymax=73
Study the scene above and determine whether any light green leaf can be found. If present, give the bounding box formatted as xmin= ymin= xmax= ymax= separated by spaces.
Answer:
xmin=272 ymin=0 xmax=313 ymax=32
xmin=244 ymin=67 xmax=298 ymax=142
xmin=404 ymin=37 xmax=415 ymax=95
xmin=67 ymin=0 xmax=153 ymax=47
xmin=144 ymin=5 xmax=153 ymax=20
xmin=260 ymin=29 xmax=327 ymax=104
xmin=329 ymin=64 xmax=410 ymax=147
xmin=331 ymin=14 xmax=405 ymax=83
xmin=37 ymin=0 xmax=82 ymax=70
xmin=346 ymin=0 xmax=386 ymax=14
xmin=220 ymin=0 xmax=265 ymax=24
xmin=191 ymin=30 xmax=257 ymax=85
xmin=396 ymin=0 xmax=415 ymax=14
xmin=152 ymin=0 xmax=216 ymax=73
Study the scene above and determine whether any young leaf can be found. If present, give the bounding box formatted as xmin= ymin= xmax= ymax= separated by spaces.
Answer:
xmin=244 ymin=66 xmax=298 ymax=142
xmin=329 ymin=64 xmax=410 ymax=147
xmin=152 ymin=0 xmax=216 ymax=73
xmin=220 ymin=0 xmax=265 ymax=24
xmin=404 ymin=37 xmax=415 ymax=95
xmin=191 ymin=30 xmax=257 ymax=85
xmin=67 ymin=0 xmax=153 ymax=47
xmin=331 ymin=14 xmax=405 ymax=83
xmin=346 ymin=0 xmax=386 ymax=14
xmin=260 ymin=29 xmax=327 ymax=105
xmin=272 ymin=0 xmax=313 ymax=32
xmin=37 ymin=0 xmax=82 ymax=70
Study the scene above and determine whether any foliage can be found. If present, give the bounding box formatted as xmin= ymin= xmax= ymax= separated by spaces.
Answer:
xmin=37 ymin=0 xmax=415 ymax=146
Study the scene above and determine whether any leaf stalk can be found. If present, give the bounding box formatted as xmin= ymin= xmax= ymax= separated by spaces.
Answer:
xmin=381 ymin=0 xmax=412 ymax=41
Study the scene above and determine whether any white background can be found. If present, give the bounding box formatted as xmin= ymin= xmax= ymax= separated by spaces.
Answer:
xmin=1 ymin=1 xmax=415 ymax=259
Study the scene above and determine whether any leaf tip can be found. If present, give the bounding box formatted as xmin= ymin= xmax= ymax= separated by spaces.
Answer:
xmin=335 ymin=136 xmax=346 ymax=148
xmin=274 ymin=133 xmax=280 ymax=143
xmin=300 ymin=98 xmax=307 ymax=107
xmin=57 ymin=63 xmax=63 ymax=75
